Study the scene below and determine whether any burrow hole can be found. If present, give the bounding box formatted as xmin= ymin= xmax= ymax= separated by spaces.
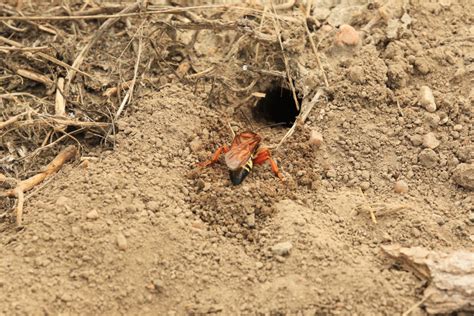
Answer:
xmin=253 ymin=86 xmax=302 ymax=127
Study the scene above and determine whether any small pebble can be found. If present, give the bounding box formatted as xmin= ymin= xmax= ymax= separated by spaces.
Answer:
xmin=190 ymin=138 xmax=202 ymax=153
xmin=419 ymin=86 xmax=437 ymax=112
xmin=394 ymin=180 xmax=409 ymax=194
xmin=359 ymin=181 xmax=370 ymax=191
xmin=326 ymin=169 xmax=336 ymax=178
xmin=247 ymin=213 xmax=256 ymax=228
xmin=414 ymin=57 xmax=431 ymax=75
xmin=116 ymin=233 xmax=128 ymax=250
xmin=255 ymin=262 xmax=264 ymax=269
xmin=321 ymin=24 xmax=332 ymax=33
xmin=55 ymin=196 xmax=70 ymax=206
xmin=409 ymin=135 xmax=423 ymax=147
xmin=86 ymin=209 xmax=99 ymax=220
xmin=146 ymin=201 xmax=160 ymax=212
xmin=271 ymin=241 xmax=293 ymax=256
xmin=453 ymin=124 xmax=463 ymax=131
xmin=348 ymin=66 xmax=364 ymax=83
xmin=418 ymin=149 xmax=438 ymax=168
xmin=153 ymin=279 xmax=164 ymax=292
xmin=452 ymin=163 xmax=474 ymax=190
xmin=309 ymin=130 xmax=324 ymax=148
xmin=334 ymin=24 xmax=360 ymax=46
xmin=422 ymin=132 xmax=440 ymax=149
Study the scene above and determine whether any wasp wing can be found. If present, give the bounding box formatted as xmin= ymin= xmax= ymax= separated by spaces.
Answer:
xmin=224 ymin=142 xmax=253 ymax=171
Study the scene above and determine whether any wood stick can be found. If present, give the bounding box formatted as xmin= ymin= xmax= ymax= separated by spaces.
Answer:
xmin=16 ymin=68 xmax=53 ymax=87
xmin=54 ymin=77 xmax=67 ymax=132
xmin=55 ymin=78 xmax=66 ymax=117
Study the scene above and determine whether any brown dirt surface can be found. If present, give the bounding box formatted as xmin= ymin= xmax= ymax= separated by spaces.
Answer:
xmin=1 ymin=0 xmax=473 ymax=315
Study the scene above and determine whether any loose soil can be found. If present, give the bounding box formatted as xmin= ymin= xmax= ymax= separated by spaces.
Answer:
xmin=1 ymin=1 xmax=473 ymax=315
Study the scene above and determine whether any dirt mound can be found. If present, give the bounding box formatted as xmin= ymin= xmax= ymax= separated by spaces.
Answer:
xmin=1 ymin=0 xmax=473 ymax=315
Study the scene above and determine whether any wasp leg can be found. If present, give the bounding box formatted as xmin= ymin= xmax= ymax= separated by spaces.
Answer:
xmin=253 ymin=148 xmax=285 ymax=181
xmin=197 ymin=145 xmax=230 ymax=168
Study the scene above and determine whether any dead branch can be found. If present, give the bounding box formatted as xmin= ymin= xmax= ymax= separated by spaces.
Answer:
xmin=1 ymin=145 xmax=77 ymax=226
xmin=382 ymin=244 xmax=474 ymax=315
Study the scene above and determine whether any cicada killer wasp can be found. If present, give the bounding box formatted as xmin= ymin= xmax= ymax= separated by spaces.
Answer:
xmin=198 ymin=131 xmax=284 ymax=185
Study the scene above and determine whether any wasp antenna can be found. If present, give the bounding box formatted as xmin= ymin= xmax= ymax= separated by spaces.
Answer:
xmin=255 ymin=122 xmax=287 ymax=132
xmin=239 ymin=108 xmax=255 ymax=131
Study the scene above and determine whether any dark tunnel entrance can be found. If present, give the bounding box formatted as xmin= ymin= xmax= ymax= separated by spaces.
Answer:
xmin=252 ymin=86 xmax=302 ymax=127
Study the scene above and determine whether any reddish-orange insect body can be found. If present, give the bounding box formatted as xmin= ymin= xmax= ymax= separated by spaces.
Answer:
xmin=198 ymin=131 xmax=284 ymax=185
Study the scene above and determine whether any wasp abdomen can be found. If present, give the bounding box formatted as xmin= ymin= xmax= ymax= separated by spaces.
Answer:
xmin=229 ymin=159 xmax=253 ymax=185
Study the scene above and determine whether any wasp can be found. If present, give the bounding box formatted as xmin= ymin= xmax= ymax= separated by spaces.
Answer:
xmin=198 ymin=131 xmax=284 ymax=185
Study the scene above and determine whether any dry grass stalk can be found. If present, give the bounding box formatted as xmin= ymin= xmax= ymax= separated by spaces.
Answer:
xmin=0 ymin=111 xmax=28 ymax=129
xmin=0 ymin=46 xmax=48 ymax=51
xmin=115 ymin=19 xmax=145 ymax=119
xmin=269 ymin=3 xmax=300 ymax=111
xmin=0 ymin=4 xmax=264 ymax=21
xmin=0 ymin=35 xmax=91 ymax=77
xmin=254 ymin=5 xmax=268 ymax=63
xmin=64 ymin=1 xmax=142 ymax=94
xmin=302 ymin=2 xmax=329 ymax=87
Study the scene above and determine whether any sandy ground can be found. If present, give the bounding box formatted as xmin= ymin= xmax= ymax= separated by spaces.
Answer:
xmin=1 ymin=0 xmax=473 ymax=315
